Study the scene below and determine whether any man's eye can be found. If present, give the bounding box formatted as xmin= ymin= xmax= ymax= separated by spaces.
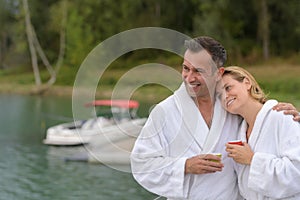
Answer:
xmin=196 ymin=68 xmax=206 ymax=74
xmin=182 ymin=65 xmax=189 ymax=71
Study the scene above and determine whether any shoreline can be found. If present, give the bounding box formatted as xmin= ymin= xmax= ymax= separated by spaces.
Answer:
xmin=0 ymin=83 xmax=164 ymax=100
xmin=0 ymin=83 xmax=74 ymax=97
xmin=1 ymin=80 xmax=299 ymax=110
xmin=0 ymin=83 xmax=172 ymax=106
xmin=0 ymin=84 xmax=115 ymax=99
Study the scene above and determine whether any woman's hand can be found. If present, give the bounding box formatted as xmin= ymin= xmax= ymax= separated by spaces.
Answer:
xmin=225 ymin=142 xmax=254 ymax=165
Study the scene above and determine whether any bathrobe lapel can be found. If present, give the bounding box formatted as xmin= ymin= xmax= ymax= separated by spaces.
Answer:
xmin=238 ymin=100 xmax=278 ymax=196
xmin=174 ymin=83 xmax=227 ymax=153
xmin=203 ymin=98 xmax=227 ymax=153
xmin=248 ymin=100 xmax=278 ymax=149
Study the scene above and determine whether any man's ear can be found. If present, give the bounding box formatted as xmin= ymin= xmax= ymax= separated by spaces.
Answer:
xmin=219 ymin=67 xmax=225 ymax=75
xmin=216 ymin=67 xmax=225 ymax=81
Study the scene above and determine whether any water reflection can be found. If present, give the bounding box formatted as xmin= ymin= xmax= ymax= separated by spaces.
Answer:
xmin=0 ymin=94 xmax=157 ymax=200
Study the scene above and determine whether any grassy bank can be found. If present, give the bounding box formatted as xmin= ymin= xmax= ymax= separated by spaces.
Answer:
xmin=245 ymin=64 xmax=300 ymax=109
xmin=0 ymin=63 xmax=299 ymax=109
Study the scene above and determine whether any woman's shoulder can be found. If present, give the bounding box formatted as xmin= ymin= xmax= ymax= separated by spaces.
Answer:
xmin=261 ymin=99 xmax=296 ymax=124
xmin=266 ymin=101 xmax=298 ymax=127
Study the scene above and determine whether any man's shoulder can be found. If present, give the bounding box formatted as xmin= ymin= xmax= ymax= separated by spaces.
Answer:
xmin=156 ymin=94 xmax=177 ymax=109
xmin=147 ymin=94 xmax=182 ymax=121
xmin=145 ymin=95 xmax=179 ymax=127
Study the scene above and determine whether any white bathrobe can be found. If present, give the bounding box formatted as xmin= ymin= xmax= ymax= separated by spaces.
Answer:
xmin=131 ymin=83 xmax=243 ymax=199
xmin=237 ymin=100 xmax=300 ymax=199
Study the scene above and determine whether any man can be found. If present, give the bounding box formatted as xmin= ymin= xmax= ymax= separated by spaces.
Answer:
xmin=130 ymin=36 xmax=299 ymax=199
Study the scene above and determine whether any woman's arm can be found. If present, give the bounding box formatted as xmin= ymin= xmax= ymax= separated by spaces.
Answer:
xmin=248 ymin=116 xmax=300 ymax=198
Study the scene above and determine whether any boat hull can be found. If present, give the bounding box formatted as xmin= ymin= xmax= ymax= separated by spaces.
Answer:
xmin=43 ymin=118 xmax=147 ymax=146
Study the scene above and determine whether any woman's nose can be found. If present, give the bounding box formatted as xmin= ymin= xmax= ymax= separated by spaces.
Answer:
xmin=224 ymin=90 xmax=230 ymax=99
xmin=225 ymin=91 xmax=229 ymax=98
xmin=221 ymin=91 xmax=229 ymax=102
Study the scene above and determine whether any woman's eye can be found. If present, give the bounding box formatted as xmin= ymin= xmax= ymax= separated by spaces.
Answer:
xmin=225 ymin=86 xmax=231 ymax=91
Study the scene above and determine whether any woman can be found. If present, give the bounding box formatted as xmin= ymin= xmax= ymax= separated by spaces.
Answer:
xmin=221 ymin=66 xmax=300 ymax=199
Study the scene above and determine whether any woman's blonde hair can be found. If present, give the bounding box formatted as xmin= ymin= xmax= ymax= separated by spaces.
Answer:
xmin=223 ymin=66 xmax=267 ymax=104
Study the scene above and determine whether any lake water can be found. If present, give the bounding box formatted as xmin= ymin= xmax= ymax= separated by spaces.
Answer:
xmin=0 ymin=94 xmax=159 ymax=200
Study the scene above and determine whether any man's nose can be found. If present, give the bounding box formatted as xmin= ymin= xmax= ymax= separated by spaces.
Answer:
xmin=186 ymin=71 xmax=196 ymax=82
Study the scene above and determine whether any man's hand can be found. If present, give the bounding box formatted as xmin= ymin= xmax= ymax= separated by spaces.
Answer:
xmin=185 ymin=154 xmax=224 ymax=174
xmin=273 ymin=102 xmax=300 ymax=122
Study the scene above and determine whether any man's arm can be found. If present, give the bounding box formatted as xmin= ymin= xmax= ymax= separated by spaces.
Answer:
xmin=272 ymin=102 xmax=300 ymax=121
xmin=130 ymin=105 xmax=189 ymax=199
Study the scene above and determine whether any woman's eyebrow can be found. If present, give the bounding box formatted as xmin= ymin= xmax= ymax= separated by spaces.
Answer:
xmin=222 ymin=83 xmax=229 ymax=89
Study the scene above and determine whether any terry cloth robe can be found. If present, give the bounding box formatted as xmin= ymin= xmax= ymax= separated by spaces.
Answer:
xmin=236 ymin=100 xmax=300 ymax=200
xmin=130 ymin=83 xmax=243 ymax=200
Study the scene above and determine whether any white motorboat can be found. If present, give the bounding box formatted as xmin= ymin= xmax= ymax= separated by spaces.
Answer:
xmin=64 ymin=116 xmax=147 ymax=166
xmin=43 ymin=100 xmax=146 ymax=146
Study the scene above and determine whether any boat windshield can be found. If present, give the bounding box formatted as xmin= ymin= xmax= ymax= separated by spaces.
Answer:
xmin=95 ymin=106 xmax=137 ymax=121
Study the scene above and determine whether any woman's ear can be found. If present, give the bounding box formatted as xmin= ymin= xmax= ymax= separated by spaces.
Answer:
xmin=243 ymin=77 xmax=252 ymax=90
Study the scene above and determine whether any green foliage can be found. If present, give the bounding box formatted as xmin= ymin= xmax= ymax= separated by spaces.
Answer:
xmin=54 ymin=65 xmax=77 ymax=85
xmin=28 ymin=0 xmax=61 ymax=63
xmin=65 ymin=2 xmax=94 ymax=67
xmin=268 ymin=0 xmax=300 ymax=55
xmin=192 ymin=0 xmax=300 ymax=62
xmin=245 ymin=65 xmax=300 ymax=108
xmin=0 ymin=0 xmax=299 ymax=85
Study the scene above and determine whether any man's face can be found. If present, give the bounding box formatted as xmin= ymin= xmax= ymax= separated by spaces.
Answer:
xmin=182 ymin=49 xmax=220 ymax=99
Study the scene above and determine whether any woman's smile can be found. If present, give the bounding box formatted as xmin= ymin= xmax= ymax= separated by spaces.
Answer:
xmin=226 ymin=97 xmax=236 ymax=107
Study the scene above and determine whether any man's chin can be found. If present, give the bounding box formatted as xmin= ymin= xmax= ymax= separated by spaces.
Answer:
xmin=186 ymin=89 xmax=198 ymax=97
xmin=184 ymin=83 xmax=198 ymax=97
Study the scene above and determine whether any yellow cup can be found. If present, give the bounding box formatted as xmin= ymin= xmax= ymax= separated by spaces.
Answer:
xmin=210 ymin=153 xmax=222 ymax=162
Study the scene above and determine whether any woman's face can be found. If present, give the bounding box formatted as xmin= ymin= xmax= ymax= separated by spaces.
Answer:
xmin=221 ymin=74 xmax=250 ymax=114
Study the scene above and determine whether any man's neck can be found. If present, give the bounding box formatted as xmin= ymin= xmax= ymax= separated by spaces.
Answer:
xmin=194 ymin=96 xmax=215 ymax=128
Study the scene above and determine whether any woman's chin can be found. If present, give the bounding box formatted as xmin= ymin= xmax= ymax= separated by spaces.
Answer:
xmin=226 ymin=106 xmax=238 ymax=115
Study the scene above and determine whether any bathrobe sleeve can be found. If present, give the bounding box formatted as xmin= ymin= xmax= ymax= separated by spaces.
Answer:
xmin=248 ymin=112 xmax=300 ymax=198
xmin=130 ymin=104 xmax=190 ymax=199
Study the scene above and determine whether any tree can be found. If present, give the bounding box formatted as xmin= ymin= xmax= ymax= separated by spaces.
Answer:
xmin=254 ymin=0 xmax=270 ymax=60
xmin=268 ymin=0 xmax=300 ymax=56
xmin=22 ymin=0 xmax=67 ymax=89
xmin=0 ymin=0 xmax=16 ymax=69
xmin=23 ymin=0 xmax=41 ymax=85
